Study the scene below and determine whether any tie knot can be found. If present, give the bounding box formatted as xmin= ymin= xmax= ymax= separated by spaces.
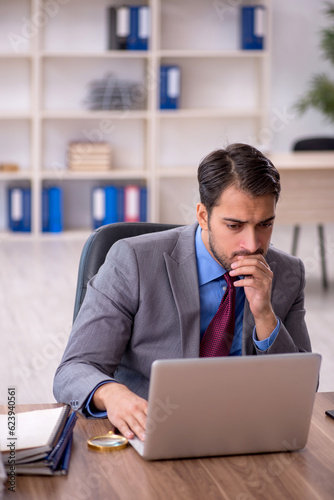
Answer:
xmin=224 ymin=272 xmax=236 ymax=288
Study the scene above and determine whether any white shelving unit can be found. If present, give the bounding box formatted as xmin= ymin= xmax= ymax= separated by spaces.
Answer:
xmin=0 ymin=0 xmax=271 ymax=235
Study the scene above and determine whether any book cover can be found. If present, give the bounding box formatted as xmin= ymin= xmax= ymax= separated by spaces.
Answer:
xmin=241 ymin=6 xmax=265 ymax=50
xmin=1 ymin=409 xmax=76 ymax=476
xmin=0 ymin=406 xmax=71 ymax=463
xmin=160 ymin=65 xmax=181 ymax=110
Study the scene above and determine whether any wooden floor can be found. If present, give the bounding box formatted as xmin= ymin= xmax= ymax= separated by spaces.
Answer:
xmin=0 ymin=224 xmax=333 ymax=405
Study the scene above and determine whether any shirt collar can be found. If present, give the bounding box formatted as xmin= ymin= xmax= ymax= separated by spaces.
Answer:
xmin=195 ymin=225 xmax=227 ymax=286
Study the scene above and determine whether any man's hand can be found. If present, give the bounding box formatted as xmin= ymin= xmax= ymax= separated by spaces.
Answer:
xmin=92 ymin=382 xmax=148 ymax=441
xmin=230 ymin=254 xmax=277 ymax=340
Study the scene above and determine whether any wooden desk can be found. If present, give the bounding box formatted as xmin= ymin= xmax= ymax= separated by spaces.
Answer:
xmin=269 ymin=152 xmax=334 ymax=225
xmin=2 ymin=393 xmax=334 ymax=500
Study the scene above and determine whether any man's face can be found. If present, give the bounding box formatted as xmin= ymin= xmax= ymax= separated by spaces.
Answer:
xmin=196 ymin=185 xmax=276 ymax=271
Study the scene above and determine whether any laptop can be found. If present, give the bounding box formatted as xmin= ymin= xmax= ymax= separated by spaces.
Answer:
xmin=129 ymin=352 xmax=321 ymax=460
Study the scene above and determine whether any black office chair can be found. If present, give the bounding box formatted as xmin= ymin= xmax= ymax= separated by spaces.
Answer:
xmin=291 ymin=137 xmax=333 ymax=290
xmin=72 ymin=222 xmax=181 ymax=322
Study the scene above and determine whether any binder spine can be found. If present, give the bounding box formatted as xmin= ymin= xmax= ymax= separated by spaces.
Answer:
xmin=48 ymin=187 xmax=63 ymax=233
xmin=241 ymin=6 xmax=265 ymax=50
xmin=92 ymin=187 xmax=106 ymax=229
xmin=160 ymin=65 xmax=181 ymax=109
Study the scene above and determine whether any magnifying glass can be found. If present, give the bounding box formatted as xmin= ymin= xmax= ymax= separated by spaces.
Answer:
xmin=87 ymin=430 xmax=128 ymax=452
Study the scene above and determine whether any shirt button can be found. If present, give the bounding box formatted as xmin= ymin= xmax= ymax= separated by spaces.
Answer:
xmin=223 ymin=286 xmax=226 ymax=292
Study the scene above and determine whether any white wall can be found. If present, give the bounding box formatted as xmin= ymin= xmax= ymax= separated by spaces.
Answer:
xmin=270 ymin=0 xmax=334 ymax=152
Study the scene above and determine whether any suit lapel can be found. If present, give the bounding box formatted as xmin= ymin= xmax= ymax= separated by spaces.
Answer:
xmin=164 ymin=224 xmax=200 ymax=358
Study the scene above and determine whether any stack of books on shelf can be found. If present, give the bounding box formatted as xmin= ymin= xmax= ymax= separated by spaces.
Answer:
xmin=108 ymin=5 xmax=150 ymax=50
xmin=92 ymin=184 xmax=147 ymax=229
xmin=42 ymin=186 xmax=63 ymax=233
xmin=83 ymin=73 xmax=145 ymax=111
xmin=7 ymin=187 xmax=31 ymax=232
xmin=0 ymin=163 xmax=19 ymax=172
xmin=68 ymin=142 xmax=112 ymax=171
xmin=0 ymin=405 xmax=77 ymax=476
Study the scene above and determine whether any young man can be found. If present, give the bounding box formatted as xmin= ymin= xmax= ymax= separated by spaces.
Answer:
xmin=54 ymin=143 xmax=311 ymax=441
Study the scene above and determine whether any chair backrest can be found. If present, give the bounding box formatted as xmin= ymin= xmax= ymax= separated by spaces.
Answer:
xmin=73 ymin=222 xmax=181 ymax=322
xmin=293 ymin=137 xmax=334 ymax=151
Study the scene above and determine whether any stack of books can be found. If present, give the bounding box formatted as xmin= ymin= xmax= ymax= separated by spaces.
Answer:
xmin=68 ymin=142 xmax=112 ymax=171
xmin=83 ymin=73 xmax=145 ymax=111
xmin=0 ymin=405 xmax=77 ymax=476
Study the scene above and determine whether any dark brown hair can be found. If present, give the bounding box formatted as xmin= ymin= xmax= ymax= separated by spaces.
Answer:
xmin=198 ymin=143 xmax=281 ymax=214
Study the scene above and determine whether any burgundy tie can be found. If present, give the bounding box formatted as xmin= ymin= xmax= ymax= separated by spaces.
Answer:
xmin=200 ymin=272 xmax=237 ymax=357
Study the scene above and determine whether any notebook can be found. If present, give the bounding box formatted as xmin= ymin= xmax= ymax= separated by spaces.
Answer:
xmin=129 ymin=352 xmax=321 ymax=460
xmin=0 ymin=405 xmax=70 ymax=462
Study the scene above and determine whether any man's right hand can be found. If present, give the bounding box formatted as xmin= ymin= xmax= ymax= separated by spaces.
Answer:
xmin=92 ymin=382 xmax=148 ymax=441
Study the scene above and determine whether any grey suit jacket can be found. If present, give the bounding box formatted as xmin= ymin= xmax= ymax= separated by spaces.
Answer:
xmin=53 ymin=223 xmax=311 ymax=410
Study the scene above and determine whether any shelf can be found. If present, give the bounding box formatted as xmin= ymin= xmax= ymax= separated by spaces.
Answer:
xmin=0 ymin=112 xmax=31 ymax=119
xmin=158 ymin=108 xmax=266 ymax=119
xmin=41 ymin=170 xmax=149 ymax=180
xmin=41 ymin=110 xmax=149 ymax=120
xmin=40 ymin=51 xmax=150 ymax=59
xmin=0 ymin=0 xmax=271 ymax=232
xmin=159 ymin=50 xmax=269 ymax=59
xmin=0 ymin=171 xmax=32 ymax=181
xmin=158 ymin=168 xmax=197 ymax=178
xmin=0 ymin=53 xmax=32 ymax=59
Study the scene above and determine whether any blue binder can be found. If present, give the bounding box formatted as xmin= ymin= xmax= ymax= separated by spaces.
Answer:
xmin=42 ymin=187 xmax=63 ymax=232
xmin=42 ymin=188 xmax=49 ymax=232
xmin=48 ymin=187 xmax=63 ymax=232
xmin=140 ymin=186 xmax=147 ymax=222
xmin=127 ymin=6 xmax=140 ymax=50
xmin=137 ymin=6 xmax=150 ymax=50
xmin=241 ymin=6 xmax=265 ymax=50
xmin=104 ymin=186 xmax=118 ymax=224
xmin=160 ymin=65 xmax=181 ymax=109
xmin=8 ymin=187 xmax=31 ymax=232
xmin=117 ymin=186 xmax=125 ymax=222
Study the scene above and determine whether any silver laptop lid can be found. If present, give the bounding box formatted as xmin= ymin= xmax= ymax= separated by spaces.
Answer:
xmin=131 ymin=353 xmax=321 ymax=460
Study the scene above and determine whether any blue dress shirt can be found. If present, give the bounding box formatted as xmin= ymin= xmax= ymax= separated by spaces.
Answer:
xmin=195 ymin=225 xmax=280 ymax=355
xmin=84 ymin=225 xmax=280 ymax=417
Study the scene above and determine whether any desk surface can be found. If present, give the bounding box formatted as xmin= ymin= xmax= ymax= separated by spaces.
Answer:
xmin=2 ymin=392 xmax=334 ymax=500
